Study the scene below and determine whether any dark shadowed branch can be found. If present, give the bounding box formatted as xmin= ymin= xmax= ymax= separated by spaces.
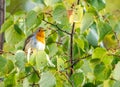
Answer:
xmin=0 ymin=0 xmax=5 ymax=51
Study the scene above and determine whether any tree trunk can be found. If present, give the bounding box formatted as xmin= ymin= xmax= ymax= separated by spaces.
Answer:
xmin=0 ymin=0 xmax=5 ymax=50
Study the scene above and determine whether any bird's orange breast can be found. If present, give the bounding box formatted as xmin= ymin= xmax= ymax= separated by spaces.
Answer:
xmin=36 ymin=30 xmax=45 ymax=44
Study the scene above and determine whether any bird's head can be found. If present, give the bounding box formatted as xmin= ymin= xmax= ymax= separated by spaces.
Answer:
xmin=36 ymin=27 xmax=45 ymax=44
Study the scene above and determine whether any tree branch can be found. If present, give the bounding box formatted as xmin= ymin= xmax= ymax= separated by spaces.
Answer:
xmin=69 ymin=22 xmax=75 ymax=76
xmin=69 ymin=0 xmax=80 ymax=76
xmin=0 ymin=0 xmax=5 ymax=50
xmin=77 ymin=0 xmax=80 ymax=5
xmin=43 ymin=19 xmax=71 ymax=35
xmin=32 ymin=66 xmax=40 ymax=79
xmin=66 ymin=54 xmax=92 ymax=70
xmin=0 ymin=50 xmax=15 ymax=55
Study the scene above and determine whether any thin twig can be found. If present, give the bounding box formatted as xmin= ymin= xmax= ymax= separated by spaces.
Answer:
xmin=18 ymin=73 xmax=33 ymax=82
xmin=43 ymin=19 xmax=71 ymax=35
xmin=0 ymin=50 xmax=15 ymax=55
xmin=57 ymin=71 xmax=74 ymax=87
xmin=66 ymin=54 xmax=91 ymax=70
xmin=31 ymin=66 xmax=40 ymax=79
xmin=77 ymin=0 xmax=80 ymax=5
xmin=108 ymin=53 xmax=120 ymax=58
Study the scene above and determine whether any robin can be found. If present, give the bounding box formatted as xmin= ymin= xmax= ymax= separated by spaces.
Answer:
xmin=23 ymin=27 xmax=45 ymax=52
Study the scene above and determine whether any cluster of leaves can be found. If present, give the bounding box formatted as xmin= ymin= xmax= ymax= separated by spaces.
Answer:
xmin=0 ymin=0 xmax=120 ymax=87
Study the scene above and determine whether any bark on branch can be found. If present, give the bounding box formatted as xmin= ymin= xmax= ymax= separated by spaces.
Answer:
xmin=0 ymin=0 xmax=5 ymax=50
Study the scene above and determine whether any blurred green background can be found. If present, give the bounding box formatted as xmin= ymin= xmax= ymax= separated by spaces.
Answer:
xmin=6 ymin=0 xmax=120 ymax=14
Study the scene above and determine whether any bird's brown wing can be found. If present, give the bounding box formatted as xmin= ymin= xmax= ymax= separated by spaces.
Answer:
xmin=23 ymin=34 xmax=34 ymax=51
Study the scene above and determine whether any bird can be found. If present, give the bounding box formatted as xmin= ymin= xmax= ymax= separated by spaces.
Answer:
xmin=23 ymin=27 xmax=45 ymax=62
xmin=23 ymin=27 xmax=45 ymax=52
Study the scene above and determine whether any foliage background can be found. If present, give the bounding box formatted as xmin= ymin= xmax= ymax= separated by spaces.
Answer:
xmin=0 ymin=0 xmax=120 ymax=87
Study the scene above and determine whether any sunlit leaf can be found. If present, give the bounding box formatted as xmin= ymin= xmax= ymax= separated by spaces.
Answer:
xmin=92 ymin=47 xmax=106 ymax=59
xmin=5 ymin=26 xmax=24 ymax=44
xmin=44 ymin=0 xmax=61 ymax=6
xmin=81 ymin=60 xmax=92 ymax=74
xmin=57 ymin=57 xmax=64 ymax=71
xmin=112 ymin=81 xmax=120 ymax=87
xmin=74 ymin=38 xmax=84 ymax=51
xmin=70 ymin=72 xmax=84 ymax=87
xmin=25 ymin=10 xmax=39 ymax=28
xmin=112 ymin=62 xmax=120 ymax=81
xmin=72 ymin=5 xmax=83 ymax=22
xmin=48 ymin=43 xmax=58 ymax=57
xmin=81 ymin=13 xmax=94 ymax=32
xmin=15 ymin=50 xmax=26 ymax=70
xmin=4 ymin=73 xmax=16 ymax=87
xmin=35 ymin=51 xmax=48 ymax=69
xmin=53 ymin=4 xmax=69 ymax=24
xmin=28 ymin=72 xmax=40 ymax=83
xmin=40 ymin=72 xmax=56 ymax=87
xmin=4 ymin=60 xmax=14 ymax=74
xmin=0 ymin=56 xmax=7 ymax=72
xmin=1 ymin=17 xmax=13 ymax=32
xmin=97 ymin=21 xmax=112 ymax=42
xmin=87 ymin=0 xmax=106 ymax=11
xmin=87 ymin=23 xmax=98 ymax=47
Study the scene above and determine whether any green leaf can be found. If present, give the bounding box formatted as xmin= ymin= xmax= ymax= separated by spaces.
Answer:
xmin=35 ymin=51 xmax=48 ymax=70
xmin=48 ymin=43 xmax=58 ymax=57
xmin=4 ymin=60 xmax=14 ymax=74
xmin=94 ymin=62 xmax=105 ymax=80
xmin=97 ymin=21 xmax=112 ymax=42
xmin=25 ymin=10 xmax=38 ymax=28
xmin=1 ymin=17 xmax=13 ymax=32
xmin=55 ymin=72 xmax=71 ymax=87
xmin=44 ymin=0 xmax=61 ymax=6
xmin=53 ymin=4 xmax=69 ymax=24
xmin=81 ymin=60 xmax=92 ymax=74
xmin=83 ymin=83 xmax=96 ymax=87
xmin=4 ymin=73 xmax=16 ymax=87
xmin=92 ymin=47 xmax=106 ymax=59
xmin=87 ymin=0 xmax=106 ymax=11
xmin=15 ymin=50 xmax=26 ymax=70
xmin=6 ymin=0 xmax=10 ymax=6
xmin=40 ymin=72 xmax=56 ymax=87
xmin=114 ymin=21 xmax=120 ymax=33
xmin=87 ymin=23 xmax=98 ymax=47
xmin=81 ymin=13 xmax=94 ymax=32
xmin=28 ymin=72 xmax=40 ymax=83
xmin=112 ymin=81 xmax=120 ymax=87
xmin=5 ymin=26 xmax=24 ymax=44
xmin=32 ymin=0 xmax=45 ymax=5
xmin=70 ymin=72 xmax=84 ymax=87
xmin=72 ymin=5 xmax=83 ymax=22
xmin=57 ymin=57 xmax=65 ymax=71
xmin=0 ymin=56 xmax=7 ymax=72
xmin=94 ymin=62 xmax=110 ymax=81
xmin=102 ymin=55 xmax=113 ymax=66
xmin=23 ymin=78 xmax=29 ymax=87
xmin=47 ymin=31 xmax=58 ymax=44
xmin=74 ymin=38 xmax=84 ymax=51
xmin=14 ymin=24 xmax=25 ymax=36
xmin=112 ymin=62 xmax=120 ymax=81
